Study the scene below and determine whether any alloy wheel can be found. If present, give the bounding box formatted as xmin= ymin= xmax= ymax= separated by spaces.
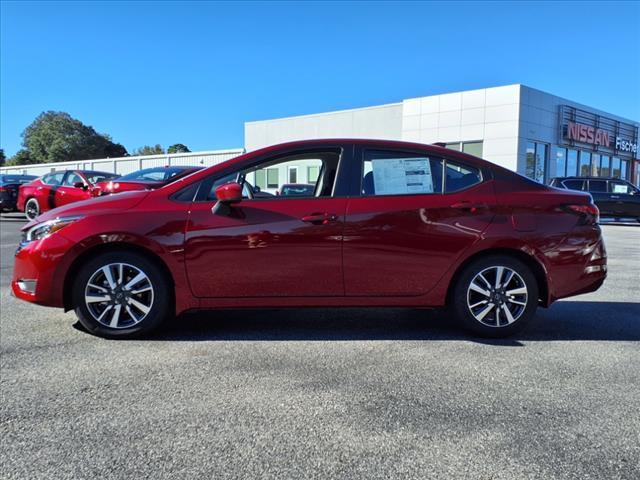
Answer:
xmin=25 ymin=199 xmax=39 ymax=220
xmin=466 ymin=265 xmax=528 ymax=327
xmin=84 ymin=263 xmax=154 ymax=329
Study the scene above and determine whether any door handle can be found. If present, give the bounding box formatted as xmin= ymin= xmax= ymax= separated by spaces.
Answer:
xmin=610 ymin=195 xmax=620 ymax=199
xmin=301 ymin=213 xmax=339 ymax=225
xmin=450 ymin=201 xmax=487 ymax=213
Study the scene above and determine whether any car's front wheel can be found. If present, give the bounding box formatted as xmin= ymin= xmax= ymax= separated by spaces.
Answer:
xmin=24 ymin=198 xmax=40 ymax=220
xmin=72 ymin=251 xmax=172 ymax=339
xmin=451 ymin=255 xmax=539 ymax=338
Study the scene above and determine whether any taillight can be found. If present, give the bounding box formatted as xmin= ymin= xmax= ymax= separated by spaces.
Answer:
xmin=0 ymin=186 xmax=6 ymax=192
xmin=563 ymin=203 xmax=599 ymax=225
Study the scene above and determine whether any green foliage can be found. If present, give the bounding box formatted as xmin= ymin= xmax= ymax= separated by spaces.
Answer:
xmin=167 ymin=143 xmax=190 ymax=154
xmin=7 ymin=149 xmax=37 ymax=166
xmin=133 ymin=144 xmax=165 ymax=156
xmin=19 ymin=111 xmax=128 ymax=164
xmin=0 ymin=149 xmax=5 ymax=166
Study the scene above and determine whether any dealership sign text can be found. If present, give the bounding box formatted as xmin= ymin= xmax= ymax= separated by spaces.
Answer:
xmin=565 ymin=121 xmax=610 ymax=147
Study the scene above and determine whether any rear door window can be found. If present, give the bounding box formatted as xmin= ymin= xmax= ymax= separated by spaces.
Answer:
xmin=362 ymin=150 xmax=443 ymax=196
xmin=444 ymin=160 xmax=482 ymax=193
xmin=588 ymin=180 xmax=607 ymax=193
xmin=609 ymin=181 xmax=635 ymax=194
xmin=562 ymin=180 xmax=584 ymax=190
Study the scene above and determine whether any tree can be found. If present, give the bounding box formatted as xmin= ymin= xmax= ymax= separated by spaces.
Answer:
xmin=0 ymin=149 xmax=5 ymax=166
xmin=20 ymin=111 xmax=128 ymax=164
xmin=133 ymin=144 xmax=165 ymax=156
xmin=7 ymin=149 xmax=37 ymax=166
xmin=167 ymin=143 xmax=190 ymax=154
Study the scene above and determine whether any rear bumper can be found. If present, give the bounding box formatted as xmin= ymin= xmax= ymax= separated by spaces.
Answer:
xmin=546 ymin=224 xmax=607 ymax=303
xmin=0 ymin=192 xmax=18 ymax=211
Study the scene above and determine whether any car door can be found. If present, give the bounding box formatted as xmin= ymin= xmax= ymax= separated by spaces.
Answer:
xmin=608 ymin=180 xmax=640 ymax=217
xmin=55 ymin=171 xmax=91 ymax=207
xmin=35 ymin=172 xmax=66 ymax=211
xmin=183 ymin=147 xmax=349 ymax=298
xmin=343 ymin=148 xmax=495 ymax=297
xmin=587 ymin=179 xmax=611 ymax=216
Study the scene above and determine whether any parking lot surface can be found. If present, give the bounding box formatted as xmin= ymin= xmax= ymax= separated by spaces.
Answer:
xmin=1 ymin=214 xmax=639 ymax=480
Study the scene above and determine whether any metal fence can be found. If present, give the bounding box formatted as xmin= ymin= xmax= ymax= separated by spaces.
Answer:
xmin=0 ymin=148 xmax=245 ymax=176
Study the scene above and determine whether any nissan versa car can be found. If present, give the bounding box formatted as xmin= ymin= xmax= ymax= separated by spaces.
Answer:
xmin=17 ymin=170 xmax=119 ymax=220
xmin=12 ymin=139 xmax=607 ymax=339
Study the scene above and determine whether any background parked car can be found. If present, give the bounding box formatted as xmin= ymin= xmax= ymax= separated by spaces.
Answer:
xmin=277 ymin=183 xmax=315 ymax=196
xmin=95 ymin=165 xmax=203 ymax=195
xmin=18 ymin=170 xmax=119 ymax=220
xmin=0 ymin=174 xmax=37 ymax=212
xmin=550 ymin=176 xmax=640 ymax=221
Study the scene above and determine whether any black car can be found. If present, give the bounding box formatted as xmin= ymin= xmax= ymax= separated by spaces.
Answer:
xmin=0 ymin=174 xmax=38 ymax=212
xmin=550 ymin=176 xmax=640 ymax=221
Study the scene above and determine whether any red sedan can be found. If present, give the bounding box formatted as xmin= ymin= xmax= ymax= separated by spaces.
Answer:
xmin=11 ymin=139 xmax=606 ymax=339
xmin=95 ymin=165 xmax=203 ymax=195
xmin=17 ymin=170 xmax=118 ymax=220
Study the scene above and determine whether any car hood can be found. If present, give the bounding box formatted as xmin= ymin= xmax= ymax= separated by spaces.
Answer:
xmin=23 ymin=190 xmax=150 ymax=230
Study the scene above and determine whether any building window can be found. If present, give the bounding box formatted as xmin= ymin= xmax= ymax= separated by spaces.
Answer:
xmin=445 ymin=142 xmax=461 ymax=151
xmin=307 ymin=165 xmax=320 ymax=184
xmin=578 ymin=151 xmax=591 ymax=176
xmin=566 ymin=149 xmax=578 ymax=176
xmin=591 ymin=154 xmax=601 ymax=176
xmin=288 ymin=166 xmax=298 ymax=184
xmin=462 ymin=141 xmax=483 ymax=158
xmin=266 ymin=168 xmax=279 ymax=189
xmin=555 ymin=148 xmax=567 ymax=177
xmin=255 ymin=169 xmax=266 ymax=189
xmin=621 ymin=159 xmax=629 ymax=180
xmin=600 ymin=156 xmax=610 ymax=177
xmin=525 ymin=141 xmax=547 ymax=183
xmin=611 ymin=157 xmax=621 ymax=178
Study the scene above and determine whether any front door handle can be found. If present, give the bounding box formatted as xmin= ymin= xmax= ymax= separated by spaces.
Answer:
xmin=610 ymin=195 xmax=620 ymax=199
xmin=301 ymin=213 xmax=339 ymax=225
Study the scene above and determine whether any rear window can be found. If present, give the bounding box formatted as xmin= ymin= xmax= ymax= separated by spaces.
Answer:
xmin=0 ymin=175 xmax=35 ymax=184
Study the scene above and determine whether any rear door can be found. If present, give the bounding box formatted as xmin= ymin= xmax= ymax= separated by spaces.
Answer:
xmin=342 ymin=147 xmax=495 ymax=297
xmin=587 ymin=179 xmax=611 ymax=215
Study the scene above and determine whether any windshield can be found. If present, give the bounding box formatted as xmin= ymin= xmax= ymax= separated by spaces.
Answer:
xmin=84 ymin=172 xmax=119 ymax=184
xmin=117 ymin=167 xmax=198 ymax=182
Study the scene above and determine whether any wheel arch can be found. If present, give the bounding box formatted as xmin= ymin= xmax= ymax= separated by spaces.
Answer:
xmin=63 ymin=242 xmax=175 ymax=312
xmin=445 ymin=247 xmax=550 ymax=307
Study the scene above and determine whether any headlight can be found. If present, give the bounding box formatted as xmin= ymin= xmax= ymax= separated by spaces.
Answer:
xmin=24 ymin=216 xmax=83 ymax=243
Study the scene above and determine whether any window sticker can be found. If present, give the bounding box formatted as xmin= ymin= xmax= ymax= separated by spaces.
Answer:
xmin=371 ymin=158 xmax=433 ymax=195
xmin=612 ymin=184 xmax=629 ymax=194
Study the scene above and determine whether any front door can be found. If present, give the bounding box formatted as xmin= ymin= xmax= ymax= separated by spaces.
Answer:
xmin=184 ymin=148 xmax=348 ymax=298
xmin=343 ymin=148 xmax=495 ymax=296
xmin=55 ymin=171 xmax=90 ymax=208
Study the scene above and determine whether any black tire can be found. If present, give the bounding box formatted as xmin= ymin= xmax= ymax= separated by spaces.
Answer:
xmin=451 ymin=255 xmax=539 ymax=338
xmin=24 ymin=198 xmax=40 ymax=220
xmin=72 ymin=251 xmax=172 ymax=339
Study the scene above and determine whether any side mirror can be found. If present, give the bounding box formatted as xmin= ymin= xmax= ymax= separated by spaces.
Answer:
xmin=73 ymin=181 xmax=88 ymax=190
xmin=213 ymin=182 xmax=242 ymax=214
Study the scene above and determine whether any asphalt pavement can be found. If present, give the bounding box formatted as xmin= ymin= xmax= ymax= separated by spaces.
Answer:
xmin=1 ymin=213 xmax=639 ymax=479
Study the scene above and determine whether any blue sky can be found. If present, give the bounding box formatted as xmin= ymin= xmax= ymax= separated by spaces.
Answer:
xmin=1 ymin=0 xmax=639 ymax=157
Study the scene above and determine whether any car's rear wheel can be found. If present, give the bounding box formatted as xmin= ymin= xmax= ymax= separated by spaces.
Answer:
xmin=72 ymin=251 xmax=171 ymax=339
xmin=24 ymin=198 xmax=40 ymax=220
xmin=452 ymin=255 xmax=539 ymax=338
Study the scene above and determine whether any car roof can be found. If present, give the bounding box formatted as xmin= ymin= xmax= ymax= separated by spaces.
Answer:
xmin=552 ymin=176 xmax=626 ymax=181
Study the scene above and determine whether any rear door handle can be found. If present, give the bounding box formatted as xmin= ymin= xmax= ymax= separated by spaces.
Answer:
xmin=301 ymin=213 xmax=339 ymax=225
xmin=450 ymin=201 xmax=487 ymax=212
xmin=610 ymin=195 xmax=620 ymax=199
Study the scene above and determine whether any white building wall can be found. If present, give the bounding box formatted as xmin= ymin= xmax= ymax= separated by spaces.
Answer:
xmin=0 ymin=149 xmax=245 ymax=176
xmin=401 ymin=85 xmax=521 ymax=172
xmin=245 ymin=103 xmax=403 ymax=152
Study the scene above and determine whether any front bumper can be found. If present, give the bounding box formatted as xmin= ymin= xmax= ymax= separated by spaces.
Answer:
xmin=11 ymin=233 xmax=77 ymax=307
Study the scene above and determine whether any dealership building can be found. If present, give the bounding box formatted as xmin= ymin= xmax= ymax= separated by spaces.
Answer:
xmin=245 ymin=84 xmax=640 ymax=187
